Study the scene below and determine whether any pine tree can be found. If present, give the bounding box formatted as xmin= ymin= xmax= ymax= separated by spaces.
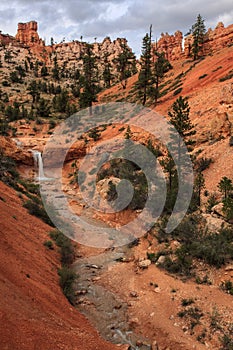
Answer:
xmin=115 ymin=41 xmax=136 ymax=89
xmin=167 ymin=95 xmax=195 ymax=189
xmin=153 ymin=50 xmax=172 ymax=104
xmin=41 ymin=64 xmax=48 ymax=77
xmin=79 ymin=44 xmax=99 ymax=115
xmin=194 ymin=172 xmax=205 ymax=207
xmin=28 ymin=80 xmax=40 ymax=104
xmin=52 ymin=56 xmax=60 ymax=80
xmin=37 ymin=98 xmax=50 ymax=118
xmin=137 ymin=26 xmax=153 ymax=105
xmin=188 ymin=14 xmax=206 ymax=60
xmin=103 ymin=55 xmax=112 ymax=88
xmin=218 ymin=177 xmax=233 ymax=199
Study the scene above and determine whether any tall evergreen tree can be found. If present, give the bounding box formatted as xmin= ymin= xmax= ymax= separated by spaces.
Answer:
xmin=115 ymin=42 xmax=136 ymax=89
xmin=193 ymin=172 xmax=205 ymax=207
xmin=137 ymin=25 xmax=153 ymax=105
xmin=168 ymin=96 xmax=195 ymax=185
xmin=79 ymin=44 xmax=99 ymax=115
xmin=153 ymin=51 xmax=172 ymax=104
xmin=52 ymin=56 xmax=60 ymax=81
xmin=218 ymin=176 xmax=233 ymax=199
xmin=103 ymin=55 xmax=112 ymax=88
xmin=188 ymin=14 xmax=206 ymax=60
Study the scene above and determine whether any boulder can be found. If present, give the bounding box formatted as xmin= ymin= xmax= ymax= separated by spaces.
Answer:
xmin=138 ymin=259 xmax=151 ymax=269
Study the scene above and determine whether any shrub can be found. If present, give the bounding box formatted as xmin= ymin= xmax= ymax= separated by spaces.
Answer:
xmin=195 ymin=157 xmax=212 ymax=172
xmin=43 ymin=240 xmax=54 ymax=250
xmin=206 ymin=193 xmax=218 ymax=213
xmin=190 ymin=228 xmax=233 ymax=267
xmin=199 ymin=74 xmax=208 ymax=79
xmin=23 ymin=199 xmax=54 ymax=226
xmin=49 ymin=230 xmax=75 ymax=266
xmin=220 ymin=280 xmax=233 ymax=295
xmin=181 ymin=298 xmax=195 ymax=306
xmin=173 ymin=87 xmax=183 ymax=96
xmin=230 ymin=136 xmax=233 ymax=147
xmin=88 ymin=128 xmax=101 ymax=141
xmin=219 ymin=70 xmax=233 ymax=82
xmin=220 ymin=333 xmax=233 ymax=350
xmin=2 ymin=80 xmax=10 ymax=87
xmin=58 ymin=267 xmax=77 ymax=305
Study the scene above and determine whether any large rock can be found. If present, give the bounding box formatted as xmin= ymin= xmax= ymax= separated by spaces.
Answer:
xmin=212 ymin=203 xmax=224 ymax=217
xmin=138 ymin=259 xmax=151 ymax=269
xmin=43 ymin=140 xmax=87 ymax=168
xmin=15 ymin=21 xmax=44 ymax=47
xmin=203 ymin=213 xmax=227 ymax=233
xmin=0 ymin=136 xmax=34 ymax=166
xmin=156 ymin=31 xmax=183 ymax=61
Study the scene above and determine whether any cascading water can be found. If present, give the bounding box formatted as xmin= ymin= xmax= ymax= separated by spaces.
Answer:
xmin=31 ymin=150 xmax=45 ymax=180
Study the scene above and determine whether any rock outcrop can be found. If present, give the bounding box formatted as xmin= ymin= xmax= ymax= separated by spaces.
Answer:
xmin=205 ymin=22 xmax=233 ymax=52
xmin=0 ymin=31 xmax=16 ymax=46
xmin=50 ymin=36 xmax=135 ymax=81
xmin=156 ymin=31 xmax=183 ymax=61
xmin=0 ymin=136 xmax=34 ymax=166
xmin=15 ymin=21 xmax=44 ymax=47
xmin=155 ymin=22 xmax=233 ymax=61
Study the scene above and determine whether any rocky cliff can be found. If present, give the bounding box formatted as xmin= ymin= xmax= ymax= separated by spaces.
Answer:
xmin=155 ymin=22 xmax=233 ymax=61
xmin=156 ymin=30 xmax=183 ymax=61
xmin=0 ymin=21 xmax=135 ymax=85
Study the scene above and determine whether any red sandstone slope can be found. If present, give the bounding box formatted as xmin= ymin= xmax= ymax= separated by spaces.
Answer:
xmin=0 ymin=181 xmax=121 ymax=350
xmin=99 ymin=45 xmax=233 ymax=194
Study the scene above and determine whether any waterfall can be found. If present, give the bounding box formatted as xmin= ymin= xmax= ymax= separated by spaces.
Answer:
xmin=31 ymin=150 xmax=45 ymax=179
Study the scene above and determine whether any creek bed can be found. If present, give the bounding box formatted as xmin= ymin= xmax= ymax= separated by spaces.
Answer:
xmin=73 ymin=249 xmax=152 ymax=350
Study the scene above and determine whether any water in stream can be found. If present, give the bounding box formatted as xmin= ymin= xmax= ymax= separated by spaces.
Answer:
xmin=32 ymin=159 xmax=152 ymax=349
xmin=73 ymin=249 xmax=152 ymax=350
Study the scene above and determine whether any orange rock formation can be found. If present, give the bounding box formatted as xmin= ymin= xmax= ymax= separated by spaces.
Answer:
xmin=15 ymin=21 xmax=44 ymax=46
xmin=155 ymin=22 xmax=233 ymax=61
xmin=156 ymin=31 xmax=183 ymax=61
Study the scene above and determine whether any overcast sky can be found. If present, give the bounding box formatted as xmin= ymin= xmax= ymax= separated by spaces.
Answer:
xmin=1 ymin=0 xmax=233 ymax=56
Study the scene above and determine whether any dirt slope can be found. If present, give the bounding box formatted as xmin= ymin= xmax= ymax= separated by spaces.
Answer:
xmin=99 ymin=46 xmax=233 ymax=194
xmin=0 ymin=181 xmax=122 ymax=350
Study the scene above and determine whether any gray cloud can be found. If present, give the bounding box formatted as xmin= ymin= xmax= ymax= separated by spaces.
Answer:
xmin=0 ymin=0 xmax=232 ymax=55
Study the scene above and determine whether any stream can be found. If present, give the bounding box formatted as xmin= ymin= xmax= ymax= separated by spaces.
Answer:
xmin=73 ymin=248 xmax=152 ymax=350
xmin=28 ymin=148 xmax=152 ymax=349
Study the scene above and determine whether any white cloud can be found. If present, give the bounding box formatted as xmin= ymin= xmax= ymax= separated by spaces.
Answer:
xmin=0 ymin=0 xmax=232 ymax=56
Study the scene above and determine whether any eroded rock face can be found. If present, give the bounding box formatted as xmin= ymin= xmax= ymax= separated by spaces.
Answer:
xmin=50 ymin=37 xmax=134 ymax=81
xmin=42 ymin=140 xmax=87 ymax=168
xmin=155 ymin=22 xmax=233 ymax=61
xmin=0 ymin=32 xmax=16 ymax=46
xmin=0 ymin=136 xmax=34 ymax=166
xmin=206 ymin=22 xmax=233 ymax=52
xmin=15 ymin=21 xmax=44 ymax=47
xmin=156 ymin=31 xmax=183 ymax=61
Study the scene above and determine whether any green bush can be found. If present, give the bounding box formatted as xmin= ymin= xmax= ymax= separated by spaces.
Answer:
xmin=49 ymin=230 xmax=75 ymax=266
xmin=173 ymin=87 xmax=183 ymax=96
xmin=219 ymin=70 xmax=233 ymax=82
xmin=43 ymin=240 xmax=54 ymax=250
xmin=199 ymin=74 xmax=208 ymax=79
xmin=23 ymin=199 xmax=54 ymax=226
xmin=190 ymin=229 xmax=233 ymax=268
xmin=220 ymin=333 xmax=233 ymax=350
xmin=181 ymin=298 xmax=195 ymax=306
xmin=195 ymin=157 xmax=212 ymax=172
xmin=220 ymin=280 xmax=233 ymax=295
xmin=58 ymin=267 xmax=77 ymax=305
